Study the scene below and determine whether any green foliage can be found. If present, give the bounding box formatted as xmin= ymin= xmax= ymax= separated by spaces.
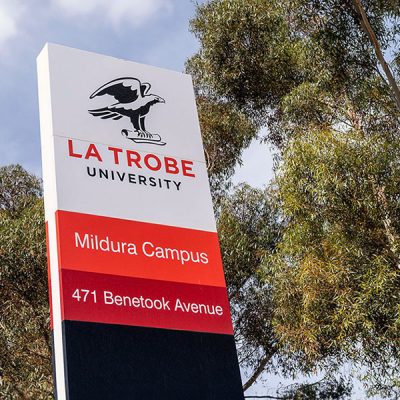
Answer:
xmin=278 ymin=376 xmax=352 ymax=400
xmin=190 ymin=0 xmax=400 ymax=396
xmin=0 ymin=165 xmax=42 ymax=217
xmin=0 ymin=166 xmax=52 ymax=399
xmin=271 ymin=129 xmax=400 ymax=395
xmin=188 ymin=0 xmax=306 ymax=126
xmin=196 ymin=96 xmax=257 ymax=202
xmin=189 ymin=0 xmax=400 ymax=147
xmin=219 ymin=185 xmax=353 ymax=399
xmin=218 ymin=184 xmax=281 ymax=386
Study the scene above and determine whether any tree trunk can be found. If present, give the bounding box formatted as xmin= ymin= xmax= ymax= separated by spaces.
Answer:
xmin=351 ymin=0 xmax=400 ymax=111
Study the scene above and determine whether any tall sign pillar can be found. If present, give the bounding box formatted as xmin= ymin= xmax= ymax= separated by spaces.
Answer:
xmin=38 ymin=43 xmax=244 ymax=399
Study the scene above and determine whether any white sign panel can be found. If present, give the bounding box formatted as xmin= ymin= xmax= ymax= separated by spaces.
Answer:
xmin=38 ymin=43 xmax=243 ymax=400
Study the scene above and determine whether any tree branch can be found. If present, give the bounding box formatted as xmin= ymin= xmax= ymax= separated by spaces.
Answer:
xmin=352 ymin=0 xmax=400 ymax=111
xmin=243 ymin=350 xmax=276 ymax=392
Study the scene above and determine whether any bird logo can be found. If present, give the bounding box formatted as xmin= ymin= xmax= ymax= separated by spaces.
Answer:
xmin=88 ymin=77 xmax=166 ymax=146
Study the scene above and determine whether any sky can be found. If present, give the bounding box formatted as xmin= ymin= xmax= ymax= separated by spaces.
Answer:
xmin=0 ymin=0 xmax=282 ymax=397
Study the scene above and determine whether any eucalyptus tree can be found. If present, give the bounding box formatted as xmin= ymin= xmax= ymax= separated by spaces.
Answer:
xmin=187 ymin=0 xmax=400 ymax=147
xmin=0 ymin=165 xmax=52 ymax=399
xmin=189 ymin=0 xmax=400 ymax=396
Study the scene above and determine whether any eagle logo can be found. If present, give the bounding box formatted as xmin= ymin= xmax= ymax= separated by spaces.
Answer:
xmin=88 ymin=77 xmax=166 ymax=146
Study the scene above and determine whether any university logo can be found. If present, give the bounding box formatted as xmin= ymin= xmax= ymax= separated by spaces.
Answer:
xmin=88 ymin=77 xmax=166 ymax=146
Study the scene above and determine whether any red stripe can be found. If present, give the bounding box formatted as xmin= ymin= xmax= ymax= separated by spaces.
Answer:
xmin=61 ymin=269 xmax=233 ymax=335
xmin=56 ymin=210 xmax=226 ymax=287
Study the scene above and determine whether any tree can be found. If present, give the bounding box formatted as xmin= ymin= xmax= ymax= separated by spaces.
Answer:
xmin=219 ymin=184 xmax=353 ymax=398
xmin=218 ymin=184 xmax=281 ymax=390
xmin=0 ymin=165 xmax=42 ymax=216
xmin=188 ymin=0 xmax=400 ymax=148
xmin=272 ymin=129 xmax=400 ymax=397
xmin=189 ymin=0 xmax=400 ymax=396
xmin=0 ymin=165 xmax=52 ymax=399
xmin=277 ymin=375 xmax=352 ymax=399
xmin=196 ymin=96 xmax=257 ymax=205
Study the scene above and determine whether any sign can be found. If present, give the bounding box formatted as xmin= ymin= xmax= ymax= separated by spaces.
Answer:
xmin=38 ymin=43 xmax=244 ymax=399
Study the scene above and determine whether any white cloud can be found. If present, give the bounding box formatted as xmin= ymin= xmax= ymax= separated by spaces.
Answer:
xmin=53 ymin=0 xmax=172 ymax=27
xmin=0 ymin=0 xmax=24 ymax=48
